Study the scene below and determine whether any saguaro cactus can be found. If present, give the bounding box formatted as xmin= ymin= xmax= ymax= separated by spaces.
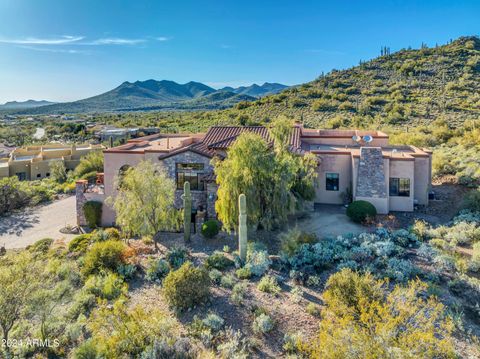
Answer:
xmin=183 ymin=181 xmax=192 ymax=242
xmin=238 ymin=193 xmax=247 ymax=262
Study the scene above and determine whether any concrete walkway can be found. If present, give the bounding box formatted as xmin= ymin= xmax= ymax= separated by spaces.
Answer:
xmin=0 ymin=196 xmax=77 ymax=249
xmin=293 ymin=204 xmax=367 ymax=238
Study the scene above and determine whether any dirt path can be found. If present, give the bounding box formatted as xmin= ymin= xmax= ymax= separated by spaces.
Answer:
xmin=0 ymin=196 xmax=77 ymax=249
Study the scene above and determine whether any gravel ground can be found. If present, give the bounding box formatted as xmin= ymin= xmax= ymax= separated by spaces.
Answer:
xmin=0 ymin=196 xmax=77 ymax=249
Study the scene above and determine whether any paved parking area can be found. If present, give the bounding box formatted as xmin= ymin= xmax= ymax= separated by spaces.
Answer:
xmin=0 ymin=196 xmax=77 ymax=249
xmin=294 ymin=204 xmax=367 ymax=237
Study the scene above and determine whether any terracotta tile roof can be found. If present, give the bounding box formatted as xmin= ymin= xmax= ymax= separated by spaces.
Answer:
xmin=203 ymin=126 xmax=302 ymax=150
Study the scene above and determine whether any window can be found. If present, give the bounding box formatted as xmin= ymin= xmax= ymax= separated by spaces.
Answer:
xmin=36 ymin=173 xmax=41 ymax=178
xmin=389 ymin=178 xmax=410 ymax=197
xmin=176 ymin=163 xmax=205 ymax=191
xmin=16 ymin=172 xmax=26 ymax=181
xmin=46 ymin=173 xmax=50 ymax=177
xmin=326 ymin=173 xmax=339 ymax=191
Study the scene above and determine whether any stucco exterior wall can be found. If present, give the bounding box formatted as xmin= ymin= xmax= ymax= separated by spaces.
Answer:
xmin=413 ymin=156 xmax=431 ymax=205
xmin=388 ymin=159 xmax=414 ymax=212
xmin=315 ymin=154 xmax=352 ymax=204
xmin=303 ymin=137 xmax=389 ymax=147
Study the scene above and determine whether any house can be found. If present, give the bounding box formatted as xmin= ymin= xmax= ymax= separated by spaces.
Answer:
xmin=77 ymin=124 xmax=432 ymax=227
xmin=77 ymin=124 xmax=432 ymax=226
xmin=0 ymin=143 xmax=103 ymax=180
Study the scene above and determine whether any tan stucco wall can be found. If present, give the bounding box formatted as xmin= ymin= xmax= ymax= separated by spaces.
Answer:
xmin=304 ymin=137 xmax=389 ymax=147
xmin=388 ymin=159 xmax=414 ymax=212
xmin=102 ymin=152 xmax=144 ymax=226
xmin=315 ymin=154 xmax=352 ymax=204
xmin=413 ymin=156 xmax=431 ymax=205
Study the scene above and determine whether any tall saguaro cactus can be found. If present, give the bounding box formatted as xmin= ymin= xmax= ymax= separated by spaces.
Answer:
xmin=183 ymin=181 xmax=192 ymax=242
xmin=238 ymin=193 xmax=247 ymax=262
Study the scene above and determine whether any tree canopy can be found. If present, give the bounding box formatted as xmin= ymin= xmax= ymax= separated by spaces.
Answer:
xmin=109 ymin=160 xmax=180 ymax=246
xmin=214 ymin=117 xmax=317 ymax=231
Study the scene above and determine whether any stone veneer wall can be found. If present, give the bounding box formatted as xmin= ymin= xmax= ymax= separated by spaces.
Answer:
xmin=356 ymin=147 xmax=387 ymax=198
xmin=159 ymin=151 xmax=214 ymax=214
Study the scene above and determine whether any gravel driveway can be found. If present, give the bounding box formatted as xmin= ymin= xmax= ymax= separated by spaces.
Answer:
xmin=0 ymin=196 xmax=77 ymax=249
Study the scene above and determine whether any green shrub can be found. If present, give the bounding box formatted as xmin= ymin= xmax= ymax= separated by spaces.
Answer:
xmin=83 ymin=201 xmax=103 ymax=228
xmin=257 ymin=275 xmax=281 ymax=295
xmin=220 ymin=274 xmax=237 ymax=289
xmin=145 ymin=258 xmax=170 ymax=282
xmin=201 ymin=220 xmax=220 ymax=238
xmin=163 ymin=262 xmax=210 ymax=310
xmin=323 ymin=269 xmax=384 ymax=318
xmin=236 ymin=267 xmax=252 ymax=279
xmin=209 ymin=269 xmax=222 ymax=284
xmin=306 ymin=303 xmax=321 ymax=317
xmin=346 ymin=200 xmax=377 ymax=223
xmin=280 ymin=228 xmax=317 ymax=256
xmin=104 ymin=227 xmax=121 ymax=240
xmin=463 ymin=189 xmax=480 ymax=212
xmin=231 ymin=282 xmax=248 ymax=304
xmin=252 ymin=313 xmax=274 ymax=334
xmin=28 ymin=237 xmax=54 ymax=254
xmin=81 ymin=240 xmax=126 ymax=277
xmin=205 ymin=251 xmax=234 ymax=270
xmin=84 ymin=272 xmax=127 ymax=300
xmin=166 ymin=246 xmax=189 ymax=269
xmin=68 ymin=234 xmax=93 ymax=253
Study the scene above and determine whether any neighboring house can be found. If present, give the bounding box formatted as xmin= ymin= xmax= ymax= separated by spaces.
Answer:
xmin=0 ymin=143 xmax=14 ymax=159
xmin=77 ymin=124 xmax=432 ymax=227
xmin=0 ymin=143 xmax=103 ymax=180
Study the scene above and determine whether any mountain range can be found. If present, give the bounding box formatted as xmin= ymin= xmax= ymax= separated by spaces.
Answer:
xmin=7 ymin=81 xmax=287 ymax=114
xmin=0 ymin=100 xmax=55 ymax=110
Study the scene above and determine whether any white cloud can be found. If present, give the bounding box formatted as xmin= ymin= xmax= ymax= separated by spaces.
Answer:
xmin=155 ymin=36 xmax=171 ymax=42
xmin=0 ymin=35 xmax=84 ymax=45
xmin=86 ymin=37 xmax=146 ymax=45
xmin=17 ymin=45 xmax=89 ymax=54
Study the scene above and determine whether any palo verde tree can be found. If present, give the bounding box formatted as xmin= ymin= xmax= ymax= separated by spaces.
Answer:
xmin=109 ymin=160 xmax=180 ymax=249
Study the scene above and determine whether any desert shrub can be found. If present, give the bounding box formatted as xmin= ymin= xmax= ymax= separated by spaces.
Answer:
xmin=411 ymin=219 xmax=429 ymax=241
xmin=257 ymin=275 xmax=281 ymax=295
xmin=163 ymin=262 xmax=210 ymax=310
xmin=306 ymin=303 xmax=321 ymax=317
xmin=117 ymin=264 xmax=137 ymax=280
xmin=245 ymin=248 xmax=271 ymax=276
xmin=384 ymin=258 xmax=418 ymax=282
xmin=280 ymin=227 xmax=317 ymax=256
xmin=166 ymin=246 xmax=189 ymax=269
xmin=81 ymin=240 xmax=126 ymax=277
xmin=252 ymin=313 xmax=274 ymax=334
xmin=28 ymin=237 xmax=54 ymax=254
xmin=231 ymin=282 xmax=248 ymax=304
xmin=142 ymin=235 xmax=154 ymax=245
xmin=391 ymin=228 xmax=419 ymax=247
xmin=69 ymin=234 xmax=93 ymax=253
xmin=104 ymin=227 xmax=121 ymax=241
xmin=309 ymin=278 xmax=455 ymax=358
xmin=463 ymin=189 xmax=480 ymax=212
xmin=145 ymin=258 xmax=170 ymax=282
xmin=208 ymin=269 xmax=222 ymax=284
xmin=202 ymin=313 xmax=224 ymax=332
xmin=290 ymin=285 xmax=303 ymax=303
xmin=205 ymin=251 xmax=233 ymax=270
xmin=140 ymin=338 xmax=197 ymax=359
xmin=83 ymin=201 xmax=103 ymax=228
xmin=201 ymin=220 xmax=220 ymax=238
xmin=84 ymin=272 xmax=127 ymax=300
xmin=220 ymin=273 xmax=237 ymax=289
xmin=470 ymin=242 xmax=480 ymax=272
xmin=236 ymin=266 xmax=252 ymax=279
xmin=73 ymin=339 xmax=98 ymax=359
xmin=323 ymin=269 xmax=384 ymax=319
xmin=306 ymin=275 xmax=321 ymax=287
xmin=346 ymin=200 xmax=377 ymax=223
xmin=217 ymin=328 xmax=251 ymax=358
xmin=87 ymin=301 xmax=178 ymax=358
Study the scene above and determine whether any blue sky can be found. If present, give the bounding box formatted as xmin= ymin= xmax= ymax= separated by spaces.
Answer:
xmin=0 ymin=0 xmax=478 ymax=103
